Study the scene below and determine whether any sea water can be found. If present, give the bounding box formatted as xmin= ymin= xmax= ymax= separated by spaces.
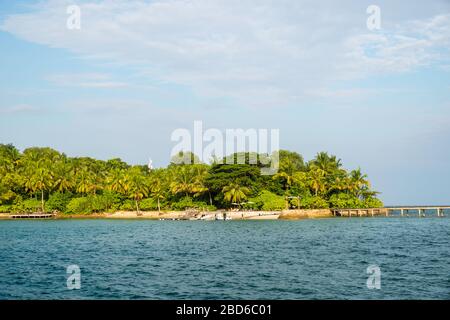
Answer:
xmin=0 ymin=217 xmax=449 ymax=299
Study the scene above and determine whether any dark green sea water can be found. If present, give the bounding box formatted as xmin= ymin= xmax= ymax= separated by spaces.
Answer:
xmin=0 ymin=217 xmax=449 ymax=299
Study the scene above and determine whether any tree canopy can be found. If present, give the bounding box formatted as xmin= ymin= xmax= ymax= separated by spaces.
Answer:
xmin=0 ymin=144 xmax=383 ymax=214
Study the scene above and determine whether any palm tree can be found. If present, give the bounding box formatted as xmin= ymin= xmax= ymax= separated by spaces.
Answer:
xmin=273 ymin=171 xmax=295 ymax=192
xmin=0 ymin=144 xmax=20 ymax=172
xmin=0 ymin=171 xmax=19 ymax=203
xmin=143 ymin=169 xmax=170 ymax=213
xmin=191 ymin=164 xmax=211 ymax=203
xmin=310 ymin=152 xmax=342 ymax=173
xmin=23 ymin=171 xmax=37 ymax=198
xmin=169 ymin=166 xmax=196 ymax=197
xmin=107 ymin=169 xmax=128 ymax=195
xmin=222 ymin=182 xmax=250 ymax=206
xmin=150 ymin=175 xmax=166 ymax=213
xmin=308 ymin=168 xmax=327 ymax=196
xmin=75 ymin=169 xmax=96 ymax=195
xmin=126 ymin=168 xmax=150 ymax=214
xmin=349 ymin=168 xmax=370 ymax=198
xmin=53 ymin=163 xmax=74 ymax=193
xmin=31 ymin=167 xmax=53 ymax=212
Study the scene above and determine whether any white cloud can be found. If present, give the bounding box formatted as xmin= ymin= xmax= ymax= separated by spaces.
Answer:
xmin=1 ymin=0 xmax=449 ymax=107
xmin=341 ymin=14 xmax=450 ymax=77
xmin=64 ymin=98 xmax=151 ymax=111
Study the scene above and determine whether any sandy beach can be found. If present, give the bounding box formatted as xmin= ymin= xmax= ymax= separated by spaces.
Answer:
xmin=0 ymin=209 xmax=341 ymax=220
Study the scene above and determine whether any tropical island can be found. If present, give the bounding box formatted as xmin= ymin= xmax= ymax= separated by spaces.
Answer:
xmin=0 ymin=143 xmax=383 ymax=218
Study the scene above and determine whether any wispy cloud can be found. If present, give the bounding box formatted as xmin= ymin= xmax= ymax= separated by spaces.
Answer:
xmin=341 ymin=14 xmax=450 ymax=78
xmin=0 ymin=104 xmax=39 ymax=114
xmin=1 ymin=0 xmax=449 ymax=107
xmin=64 ymin=99 xmax=151 ymax=112
xmin=45 ymin=73 xmax=128 ymax=88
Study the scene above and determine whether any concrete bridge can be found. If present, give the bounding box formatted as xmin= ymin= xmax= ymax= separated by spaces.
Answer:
xmin=385 ymin=206 xmax=450 ymax=217
xmin=332 ymin=206 xmax=449 ymax=217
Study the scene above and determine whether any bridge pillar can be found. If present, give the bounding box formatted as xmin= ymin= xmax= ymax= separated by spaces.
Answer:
xmin=400 ymin=209 xmax=404 ymax=216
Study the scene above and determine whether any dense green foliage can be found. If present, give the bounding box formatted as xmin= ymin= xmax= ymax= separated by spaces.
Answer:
xmin=0 ymin=144 xmax=383 ymax=214
xmin=246 ymin=191 xmax=286 ymax=211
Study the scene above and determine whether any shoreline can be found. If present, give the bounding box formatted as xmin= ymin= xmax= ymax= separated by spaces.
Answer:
xmin=0 ymin=211 xmax=283 ymax=220
xmin=0 ymin=208 xmax=390 ymax=220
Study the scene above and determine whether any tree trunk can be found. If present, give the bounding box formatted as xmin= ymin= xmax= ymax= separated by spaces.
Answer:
xmin=41 ymin=190 xmax=45 ymax=213
xmin=208 ymin=192 xmax=213 ymax=206
xmin=157 ymin=198 xmax=161 ymax=213
xmin=135 ymin=200 xmax=141 ymax=215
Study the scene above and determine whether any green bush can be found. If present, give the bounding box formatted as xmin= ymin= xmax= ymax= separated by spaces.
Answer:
xmin=329 ymin=193 xmax=363 ymax=209
xmin=363 ymin=197 xmax=383 ymax=208
xmin=202 ymin=204 xmax=217 ymax=211
xmin=171 ymin=197 xmax=194 ymax=210
xmin=248 ymin=190 xmax=286 ymax=210
xmin=91 ymin=191 xmax=121 ymax=212
xmin=171 ymin=196 xmax=214 ymax=211
xmin=66 ymin=193 xmax=121 ymax=214
xmin=140 ymin=198 xmax=158 ymax=211
xmin=66 ymin=197 xmax=92 ymax=214
xmin=90 ymin=196 xmax=107 ymax=213
xmin=0 ymin=189 xmax=16 ymax=203
xmin=0 ymin=204 xmax=12 ymax=213
xmin=46 ymin=192 xmax=73 ymax=212
xmin=119 ymin=200 xmax=136 ymax=211
xmin=241 ymin=201 xmax=259 ymax=210
xmin=300 ymin=195 xmax=329 ymax=209
xmin=103 ymin=191 xmax=122 ymax=210
xmin=11 ymin=199 xmax=42 ymax=213
xmin=328 ymin=193 xmax=383 ymax=209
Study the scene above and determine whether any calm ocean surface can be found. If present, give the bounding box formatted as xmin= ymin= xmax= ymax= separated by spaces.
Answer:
xmin=0 ymin=217 xmax=449 ymax=299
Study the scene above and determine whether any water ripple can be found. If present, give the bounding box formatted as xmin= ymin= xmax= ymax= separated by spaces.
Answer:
xmin=0 ymin=218 xmax=449 ymax=299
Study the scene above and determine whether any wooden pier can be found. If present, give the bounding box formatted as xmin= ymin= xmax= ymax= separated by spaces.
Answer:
xmin=10 ymin=213 xmax=56 ymax=219
xmin=332 ymin=206 xmax=449 ymax=218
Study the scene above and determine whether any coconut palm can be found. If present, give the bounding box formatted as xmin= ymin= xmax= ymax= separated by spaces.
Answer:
xmin=222 ymin=182 xmax=250 ymax=206
xmin=0 ymin=144 xmax=20 ymax=172
xmin=169 ymin=166 xmax=197 ymax=197
xmin=191 ymin=164 xmax=211 ymax=203
xmin=349 ymin=168 xmax=370 ymax=198
xmin=75 ymin=169 xmax=96 ymax=195
xmin=308 ymin=168 xmax=327 ymax=196
xmin=273 ymin=171 xmax=295 ymax=192
xmin=53 ymin=162 xmax=74 ymax=193
xmin=309 ymin=152 xmax=342 ymax=173
xmin=107 ymin=169 xmax=128 ymax=195
xmin=152 ymin=187 xmax=165 ymax=213
xmin=31 ymin=167 xmax=53 ymax=212
xmin=125 ymin=168 xmax=150 ymax=214
xmin=150 ymin=174 xmax=166 ymax=213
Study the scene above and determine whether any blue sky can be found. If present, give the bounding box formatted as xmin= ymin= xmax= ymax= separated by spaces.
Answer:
xmin=0 ymin=0 xmax=449 ymax=205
